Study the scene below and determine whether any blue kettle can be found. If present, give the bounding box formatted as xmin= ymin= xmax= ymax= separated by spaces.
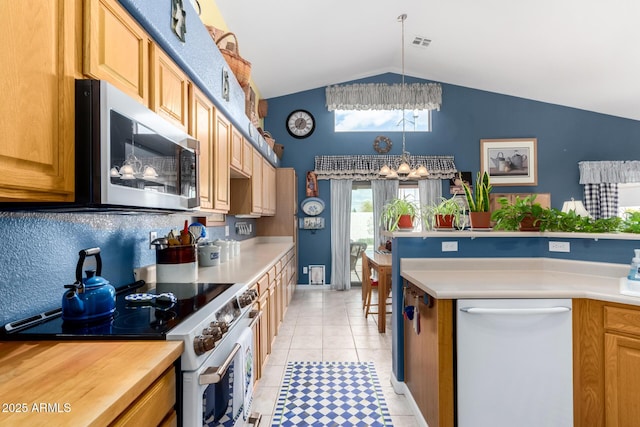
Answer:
xmin=62 ymin=248 xmax=116 ymax=322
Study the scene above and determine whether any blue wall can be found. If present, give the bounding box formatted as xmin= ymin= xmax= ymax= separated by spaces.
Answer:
xmin=264 ymin=73 xmax=640 ymax=284
xmin=0 ymin=213 xmax=255 ymax=326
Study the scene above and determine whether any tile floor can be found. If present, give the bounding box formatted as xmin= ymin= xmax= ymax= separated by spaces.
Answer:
xmin=252 ymin=285 xmax=418 ymax=427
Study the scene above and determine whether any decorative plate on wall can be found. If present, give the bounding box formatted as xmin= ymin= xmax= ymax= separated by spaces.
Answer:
xmin=301 ymin=197 xmax=325 ymax=216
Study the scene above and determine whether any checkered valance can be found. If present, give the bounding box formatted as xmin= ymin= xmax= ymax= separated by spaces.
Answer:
xmin=579 ymin=161 xmax=640 ymax=184
xmin=313 ymin=155 xmax=457 ymax=181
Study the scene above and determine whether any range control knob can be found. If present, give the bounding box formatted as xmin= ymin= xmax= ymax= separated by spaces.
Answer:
xmin=210 ymin=321 xmax=229 ymax=334
xmin=238 ymin=290 xmax=258 ymax=307
xmin=202 ymin=325 xmax=223 ymax=341
xmin=193 ymin=335 xmax=215 ymax=355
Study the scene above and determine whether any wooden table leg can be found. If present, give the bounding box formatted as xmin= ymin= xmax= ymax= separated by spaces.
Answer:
xmin=378 ymin=267 xmax=389 ymax=333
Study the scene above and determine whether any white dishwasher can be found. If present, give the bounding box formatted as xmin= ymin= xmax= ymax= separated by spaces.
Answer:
xmin=456 ymin=298 xmax=573 ymax=427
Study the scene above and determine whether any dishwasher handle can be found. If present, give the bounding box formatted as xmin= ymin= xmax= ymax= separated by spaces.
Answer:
xmin=459 ymin=306 xmax=571 ymax=315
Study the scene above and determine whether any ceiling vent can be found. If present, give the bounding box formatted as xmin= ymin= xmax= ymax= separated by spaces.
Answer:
xmin=411 ymin=36 xmax=431 ymax=48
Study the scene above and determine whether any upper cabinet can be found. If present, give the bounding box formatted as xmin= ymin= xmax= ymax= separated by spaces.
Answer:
xmin=213 ymin=111 xmax=231 ymax=212
xmin=151 ymin=45 xmax=190 ymax=132
xmin=0 ymin=0 xmax=76 ymax=201
xmin=190 ymin=86 xmax=215 ymax=210
xmin=83 ymin=0 xmax=150 ymax=106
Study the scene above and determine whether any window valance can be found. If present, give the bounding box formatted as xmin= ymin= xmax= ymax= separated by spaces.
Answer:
xmin=579 ymin=161 xmax=640 ymax=184
xmin=325 ymin=83 xmax=442 ymax=111
xmin=314 ymin=155 xmax=457 ymax=181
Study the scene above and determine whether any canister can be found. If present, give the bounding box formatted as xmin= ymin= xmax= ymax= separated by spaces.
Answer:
xmin=198 ymin=242 xmax=221 ymax=267
xmin=156 ymin=245 xmax=198 ymax=283
xmin=214 ymin=239 xmax=230 ymax=263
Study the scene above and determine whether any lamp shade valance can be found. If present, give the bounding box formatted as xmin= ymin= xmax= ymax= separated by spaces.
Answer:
xmin=314 ymin=155 xmax=457 ymax=181
xmin=325 ymin=82 xmax=442 ymax=112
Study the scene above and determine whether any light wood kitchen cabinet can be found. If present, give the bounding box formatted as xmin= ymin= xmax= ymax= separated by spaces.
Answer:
xmin=403 ymin=282 xmax=454 ymax=427
xmin=0 ymin=0 xmax=76 ymax=202
xmin=243 ymin=139 xmax=253 ymax=176
xmin=111 ymin=367 xmax=176 ymax=426
xmin=84 ymin=0 xmax=150 ymax=106
xmin=574 ymin=299 xmax=640 ymax=427
xmin=262 ymin=159 xmax=277 ymax=216
xmin=258 ymin=168 xmax=299 ymax=276
xmin=230 ymin=126 xmax=248 ymax=177
xmin=252 ymin=149 xmax=264 ymax=214
xmin=190 ymin=86 xmax=215 ymax=210
xmin=213 ymin=111 xmax=231 ymax=212
xmin=257 ymin=278 xmax=270 ymax=369
xmin=151 ymin=45 xmax=190 ymax=132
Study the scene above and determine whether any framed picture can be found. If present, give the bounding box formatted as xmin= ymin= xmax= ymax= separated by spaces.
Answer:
xmin=480 ymin=138 xmax=537 ymax=186
xmin=309 ymin=265 xmax=325 ymax=285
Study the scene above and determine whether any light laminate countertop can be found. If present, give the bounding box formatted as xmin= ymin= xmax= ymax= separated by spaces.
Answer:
xmin=401 ymin=257 xmax=640 ymax=306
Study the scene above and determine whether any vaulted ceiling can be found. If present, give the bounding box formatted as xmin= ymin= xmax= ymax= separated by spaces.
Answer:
xmin=215 ymin=0 xmax=640 ymax=121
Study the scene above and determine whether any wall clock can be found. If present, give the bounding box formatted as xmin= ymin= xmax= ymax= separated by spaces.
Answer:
xmin=286 ymin=110 xmax=315 ymax=139
xmin=301 ymin=197 xmax=325 ymax=216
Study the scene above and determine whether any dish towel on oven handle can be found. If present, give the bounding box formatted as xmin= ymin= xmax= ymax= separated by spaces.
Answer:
xmin=237 ymin=326 xmax=254 ymax=421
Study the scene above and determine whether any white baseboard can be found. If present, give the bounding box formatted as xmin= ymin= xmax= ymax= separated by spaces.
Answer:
xmin=390 ymin=373 xmax=429 ymax=427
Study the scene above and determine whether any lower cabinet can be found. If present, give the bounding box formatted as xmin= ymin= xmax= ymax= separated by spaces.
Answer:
xmin=403 ymin=282 xmax=454 ymax=427
xmin=574 ymin=299 xmax=640 ymax=427
xmin=111 ymin=367 xmax=176 ymax=426
xmin=253 ymin=250 xmax=296 ymax=383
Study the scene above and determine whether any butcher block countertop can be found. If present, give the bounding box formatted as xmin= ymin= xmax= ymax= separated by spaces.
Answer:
xmin=400 ymin=257 xmax=640 ymax=305
xmin=0 ymin=340 xmax=183 ymax=426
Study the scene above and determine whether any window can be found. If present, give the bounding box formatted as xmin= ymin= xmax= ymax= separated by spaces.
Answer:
xmin=618 ymin=183 xmax=640 ymax=217
xmin=335 ymin=109 xmax=431 ymax=132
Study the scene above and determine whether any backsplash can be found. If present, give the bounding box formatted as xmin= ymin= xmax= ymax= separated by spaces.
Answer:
xmin=0 ymin=212 xmax=255 ymax=326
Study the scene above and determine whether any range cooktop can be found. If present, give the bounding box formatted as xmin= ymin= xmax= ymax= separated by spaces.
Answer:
xmin=1 ymin=281 xmax=235 ymax=340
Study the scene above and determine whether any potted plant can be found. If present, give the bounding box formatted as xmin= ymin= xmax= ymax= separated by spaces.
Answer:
xmin=491 ymin=194 xmax=552 ymax=231
xmin=380 ymin=195 xmax=420 ymax=232
xmin=461 ymin=171 xmax=492 ymax=229
xmin=426 ymin=196 xmax=463 ymax=230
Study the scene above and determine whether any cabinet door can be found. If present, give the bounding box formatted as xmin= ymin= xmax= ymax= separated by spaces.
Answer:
xmin=84 ymin=0 xmax=149 ymax=105
xmin=403 ymin=287 xmax=454 ymax=427
xmin=213 ymin=112 xmax=230 ymax=212
xmin=262 ymin=160 xmax=276 ymax=216
xmin=151 ymin=45 xmax=189 ymax=132
xmin=190 ymin=86 xmax=214 ymax=210
xmin=258 ymin=290 xmax=269 ymax=367
xmin=252 ymin=149 xmax=263 ymax=214
xmin=243 ymin=139 xmax=253 ymax=176
xmin=230 ymin=126 xmax=244 ymax=174
xmin=0 ymin=0 xmax=75 ymax=201
xmin=605 ymin=333 xmax=640 ymax=427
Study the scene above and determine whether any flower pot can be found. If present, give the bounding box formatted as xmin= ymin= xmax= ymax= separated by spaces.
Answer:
xmin=397 ymin=214 xmax=414 ymax=230
xmin=519 ymin=214 xmax=540 ymax=231
xmin=435 ymin=214 xmax=455 ymax=229
xmin=469 ymin=211 xmax=492 ymax=229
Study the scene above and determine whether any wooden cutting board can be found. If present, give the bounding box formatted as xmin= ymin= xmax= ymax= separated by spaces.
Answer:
xmin=0 ymin=340 xmax=183 ymax=426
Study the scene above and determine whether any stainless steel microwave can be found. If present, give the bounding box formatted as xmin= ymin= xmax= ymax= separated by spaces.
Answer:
xmin=74 ymin=79 xmax=199 ymax=212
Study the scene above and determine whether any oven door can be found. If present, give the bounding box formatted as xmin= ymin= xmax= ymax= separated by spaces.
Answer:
xmin=182 ymin=320 xmax=255 ymax=427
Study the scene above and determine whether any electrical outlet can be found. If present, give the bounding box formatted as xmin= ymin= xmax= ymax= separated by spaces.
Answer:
xmin=225 ymin=225 xmax=229 ymax=237
xmin=549 ymin=241 xmax=570 ymax=253
xmin=303 ymin=266 xmax=308 ymax=274
xmin=149 ymin=231 xmax=158 ymax=250
xmin=442 ymin=241 xmax=458 ymax=252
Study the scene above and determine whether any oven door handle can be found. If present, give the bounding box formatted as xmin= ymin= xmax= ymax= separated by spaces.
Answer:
xmin=249 ymin=309 xmax=262 ymax=329
xmin=199 ymin=343 xmax=241 ymax=385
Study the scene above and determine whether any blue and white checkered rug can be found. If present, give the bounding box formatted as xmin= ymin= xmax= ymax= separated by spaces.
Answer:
xmin=271 ymin=361 xmax=393 ymax=427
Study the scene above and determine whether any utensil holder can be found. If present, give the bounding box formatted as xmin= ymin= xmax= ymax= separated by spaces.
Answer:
xmin=156 ymin=245 xmax=198 ymax=283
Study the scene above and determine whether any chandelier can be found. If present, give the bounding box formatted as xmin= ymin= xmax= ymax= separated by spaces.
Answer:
xmin=379 ymin=14 xmax=429 ymax=180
